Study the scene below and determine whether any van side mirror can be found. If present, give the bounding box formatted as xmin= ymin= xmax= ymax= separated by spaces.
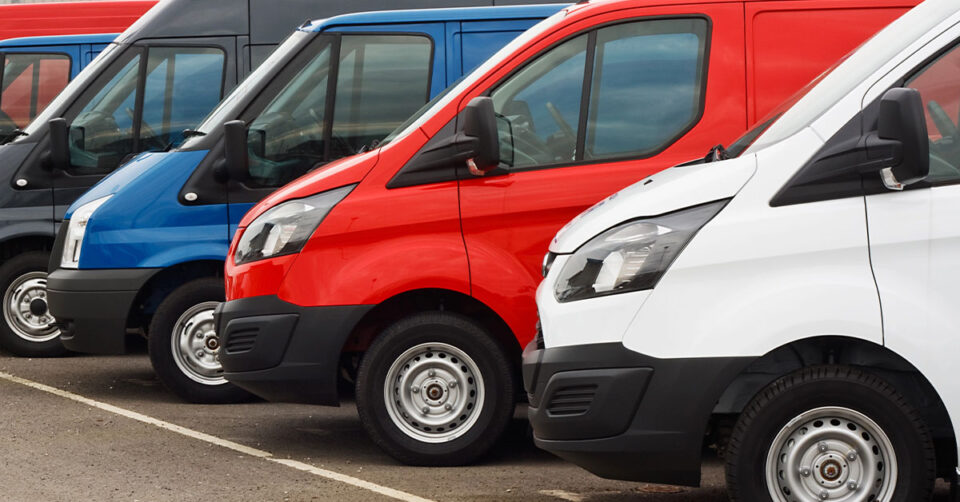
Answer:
xmin=876 ymin=87 xmax=929 ymax=189
xmin=222 ymin=120 xmax=248 ymax=182
xmin=47 ymin=118 xmax=69 ymax=171
xmin=461 ymin=96 xmax=500 ymax=175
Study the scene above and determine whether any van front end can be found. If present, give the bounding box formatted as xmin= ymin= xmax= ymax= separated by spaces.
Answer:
xmin=523 ymin=199 xmax=749 ymax=486
xmin=45 ymin=150 xmax=251 ymax=403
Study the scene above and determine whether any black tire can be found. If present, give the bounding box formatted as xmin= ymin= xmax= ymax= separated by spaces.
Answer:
xmin=725 ymin=365 xmax=935 ymax=502
xmin=0 ymin=251 xmax=66 ymax=357
xmin=147 ymin=278 xmax=250 ymax=404
xmin=356 ymin=312 xmax=517 ymax=466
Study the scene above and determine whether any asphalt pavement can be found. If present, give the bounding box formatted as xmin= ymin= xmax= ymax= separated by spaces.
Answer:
xmin=0 ymin=346 xmax=950 ymax=501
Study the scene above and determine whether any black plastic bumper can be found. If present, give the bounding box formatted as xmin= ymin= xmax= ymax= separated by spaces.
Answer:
xmin=523 ymin=341 xmax=752 ymax=487
xmin=215 ymin=295 xmax=372 ymax=406
xmin=47 ymin=267 xmax=159 ymax=354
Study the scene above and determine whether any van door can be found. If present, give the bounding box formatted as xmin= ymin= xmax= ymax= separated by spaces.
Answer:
xmin=744 ymin=0 xmax=914 ymax=124
xmin=865 ymin=40 xmax=960 ymax=436
xmin=457 ymin=4 xmax=746 ymax=343
xmin=51 ymin=40 xmax=232 ymax=220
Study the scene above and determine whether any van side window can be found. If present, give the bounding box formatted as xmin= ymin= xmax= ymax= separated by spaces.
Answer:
xmin=331 ymin=35 xmax=432 ymax=159
xmin=584 ymin=20 xmax=707 ymax=159
xmin=139 ymin=47 xmax=224 ymax=151
xmin=491 ymin=35 xmax=588 ymax=169
xmin=906 ymin=44 xmax=960 ymax=183
xmin=491 ymin=18 xmax=708 ymax=170
xmin=67 ymin=46 xmax=225 ymax=175
xmin=0 ymin=53 xmax=71 ymax=132
xmin=245 ymin=42 xmax=333 ymax=188
xmin=68 ymin=49 xmax=141 ymax=174
xmin=245 ymin=34 xmax=432 ymax=188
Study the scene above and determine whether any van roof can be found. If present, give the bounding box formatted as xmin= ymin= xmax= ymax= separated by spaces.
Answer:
xmin=303 ymin=4 xmax=568 ymax=32
xmin=0 ymin=33 xmax=118 ymax=47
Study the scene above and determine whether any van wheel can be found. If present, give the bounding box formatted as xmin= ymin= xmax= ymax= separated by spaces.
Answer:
xmin=0 ymin=251 xmax=66 ymax=357
xmin=148 ymin=278 xmax=250 ymax=403
xmin=356 ymin=312 xmax=517 ymax=466
xmin=725 ymin=366 xmax=935 ymax=502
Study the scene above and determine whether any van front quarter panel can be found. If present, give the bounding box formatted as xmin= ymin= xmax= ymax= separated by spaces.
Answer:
xmin=275 ymin=178 xmax=471 ymax=307
xmin=621 ymin=131 xmax=884 ymax=359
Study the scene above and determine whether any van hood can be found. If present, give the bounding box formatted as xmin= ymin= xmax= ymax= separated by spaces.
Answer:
xmin=239 ymin=148 xmax=379 ymax=228
xmin=550 ymin=154 xmax=757 ymax=253
xmin=65 ymin=150 xmax=207 ymax=218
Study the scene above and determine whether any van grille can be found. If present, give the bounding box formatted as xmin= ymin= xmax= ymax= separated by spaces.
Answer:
xmin=224 ymin=327 xmax=258 ymax=354
xmin=546 ymin=384 xmax=597 ymax=416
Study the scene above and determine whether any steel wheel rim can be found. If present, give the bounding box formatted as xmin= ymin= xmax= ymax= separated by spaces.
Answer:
xmin=3 ymin=271 xmax=58 ymax=342
xmin=169 ymin=301 xmax=226 ymax=385
xmin=383 ymin=342 xmax=485 ymax=443
xmin=765 ymin=406 xmax=898 ymax=502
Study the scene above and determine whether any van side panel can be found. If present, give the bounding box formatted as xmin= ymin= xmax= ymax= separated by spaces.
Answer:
xmin=0 ymin=2 xmax=153 ymax=41
xmin=745 ymin=0 xmax=914 ymax=124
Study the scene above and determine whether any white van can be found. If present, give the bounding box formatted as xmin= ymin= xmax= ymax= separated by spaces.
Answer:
xmin=523 ymin=0 xmax=960 ymax=500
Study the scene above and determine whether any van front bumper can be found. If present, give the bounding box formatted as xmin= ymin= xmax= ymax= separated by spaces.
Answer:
xmin=215 ymin=295 xmax=372 ymax=406
xmin=522 ymin=340 xmax=751 ymax=487
xmin=47 ymin=267 xmax=159 ymax=354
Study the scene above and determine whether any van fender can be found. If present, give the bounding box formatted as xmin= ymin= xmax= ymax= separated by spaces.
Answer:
xmin=138 ymin=242 xmax=228 ymax=269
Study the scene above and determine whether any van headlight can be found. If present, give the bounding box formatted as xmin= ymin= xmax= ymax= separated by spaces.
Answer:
xmin=234 ymin=185 xmax=354 ymax=265
xmin=554 ymin=200 xmax=727 ymax=302
xmin=60 ymin=195 xmax=112 ymax=269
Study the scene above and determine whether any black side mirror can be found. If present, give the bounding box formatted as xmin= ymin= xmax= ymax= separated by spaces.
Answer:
xmin=47 ymin=118 xmax=70 ymax=170
xmin=876 ymin=87 xmax=929 ymax=188
xmin=222 ymin=120 xmax=248 ymax=182
xmin=460 ymin=96 xmax=500 ymax=175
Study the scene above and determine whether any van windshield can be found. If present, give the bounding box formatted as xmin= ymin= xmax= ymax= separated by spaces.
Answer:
xmin=737 ymin=0 xmax=955 ymax=156
xmin=726 ymin=67 xmax=834 ymax=158
xmin=241 ymin=33 xmax=433 ymax=187
xmin=179 ymin=30 xmax=314 ymax=149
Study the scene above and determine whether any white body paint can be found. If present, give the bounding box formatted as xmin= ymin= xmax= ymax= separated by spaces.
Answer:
xmin=540 ymin=0 xmax=960 ymax=469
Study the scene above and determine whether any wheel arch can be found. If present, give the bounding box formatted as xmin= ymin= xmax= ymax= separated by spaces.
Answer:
xmin=0 ymin=233 xmax=54 ymax=261
xmin=341 ymin=288 xmax=521 ymax=379
xmin=713 ymin=335 xmax=956 ymax=477
xmin=127 ymin=259 xmax=223 ymax=332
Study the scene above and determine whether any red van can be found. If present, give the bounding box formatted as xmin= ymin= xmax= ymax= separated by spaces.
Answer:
xmin=216 ymin=0 xmax=919 ymax=466
xmin=0 ymin=1 xmax=154 ymax=40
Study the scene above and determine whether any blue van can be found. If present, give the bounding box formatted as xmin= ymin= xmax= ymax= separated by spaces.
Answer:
xmin=47 ymin=5 xmax=565 ymax=403
xmin=0 ymin=34 xmax=116 ymax=142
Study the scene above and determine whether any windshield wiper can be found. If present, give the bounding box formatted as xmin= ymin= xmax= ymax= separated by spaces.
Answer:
xmin=356 ymin=139 xmax=381 ymax=154
xmin=181 ymin=129 xmax=206 ymax=138
xmin=0 ymin=129 xmax=28 ymax=144
xmin=704 ymin=144 xmax=728 ymax=163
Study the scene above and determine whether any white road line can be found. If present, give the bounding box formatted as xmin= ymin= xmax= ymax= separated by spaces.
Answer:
xmin=0 ymin=371 xmax=434 ymax=502
xmin=539 ymin=489 xmax=585 ymax=502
